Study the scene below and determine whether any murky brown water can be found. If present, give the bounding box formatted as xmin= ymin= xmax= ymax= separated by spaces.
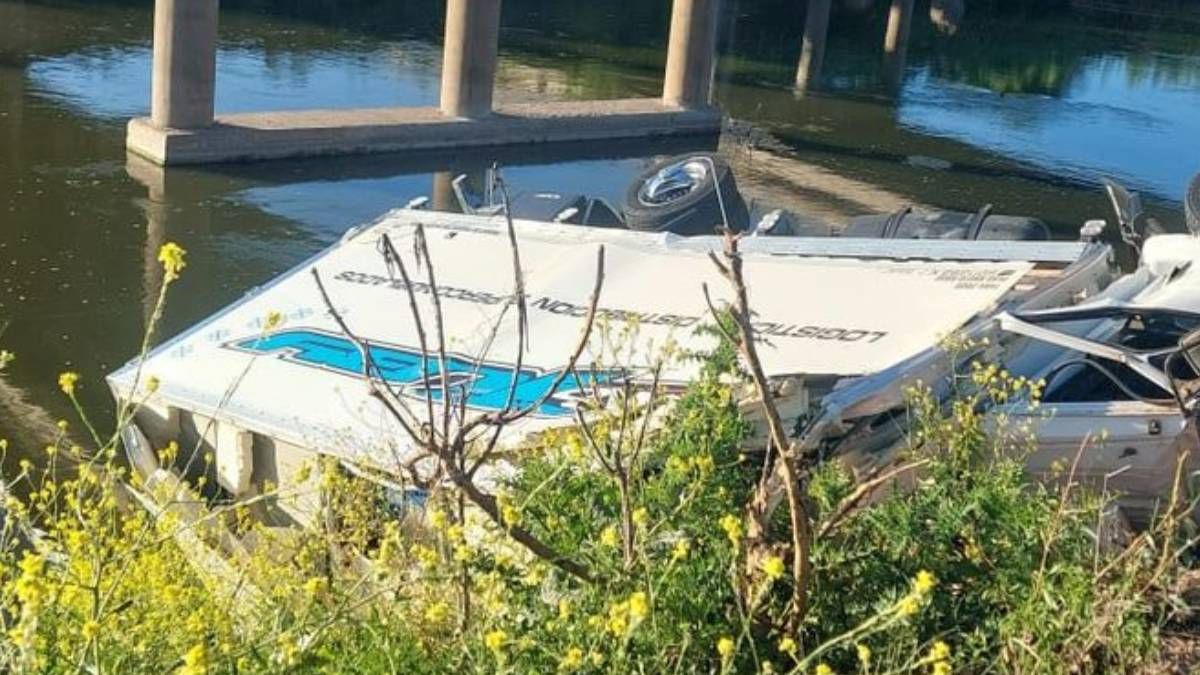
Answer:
xmin=1 ymin=0 xmax=1199 ymax=464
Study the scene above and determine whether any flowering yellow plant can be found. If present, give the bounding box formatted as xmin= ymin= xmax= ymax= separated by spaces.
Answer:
xmin=157 ymin=242 xmax=187 ymax=282
xmin=57 ymin=371 xmax=79 ymax=396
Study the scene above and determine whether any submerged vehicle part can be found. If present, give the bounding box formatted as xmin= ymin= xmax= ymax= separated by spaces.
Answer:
xmin=447 ymin=153 xmax=1161 ymax=242
xmin=451 ymin=170 xmax=624 ymax=227
xmin=842 ymin=206 xmax=1050 ymax=241
xmin=621 ymin=154 xmax=750 ymax=234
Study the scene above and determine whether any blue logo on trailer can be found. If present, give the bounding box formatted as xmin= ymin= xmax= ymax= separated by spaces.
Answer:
xmin=231 ymin=329 xmax=609 ymax=417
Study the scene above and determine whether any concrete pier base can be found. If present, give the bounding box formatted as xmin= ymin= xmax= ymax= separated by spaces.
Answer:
xmin=126 ymin=98 xmax=721 ymax=166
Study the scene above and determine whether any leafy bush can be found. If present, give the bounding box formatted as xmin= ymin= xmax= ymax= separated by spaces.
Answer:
xmin=0 ymin=244 xmax=1188 ymax=674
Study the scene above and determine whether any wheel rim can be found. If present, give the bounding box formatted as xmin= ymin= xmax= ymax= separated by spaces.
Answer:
xmin=637 ymin=159 xmax=709 ymax=207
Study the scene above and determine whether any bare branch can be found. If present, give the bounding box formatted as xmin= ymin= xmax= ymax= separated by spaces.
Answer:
xmin=464 ymin=245 xmax=606 ymax=436
xmin=816 ymin=459 xmax=930 ymax=539
xmin=574 ymin=407 xmax=617 ymax=476
xmin=379 ymin=233 xmax=439 ymax=443
xmin=410 ymin=224 xmax=455 ymax=446
xmin=449 ymin=470 xmax=594 ymax=582
xmin=358 ymin=206 xmax=601 ymax=585
xmin=709 ymin=230 xmax=812 ymax=629
xmin=631 ymin=364 xmax=664 ymax=469
xmin=480 ymin=175 xmax=530 ymax=460
xmin=699 ymin=282 xmax=745 ymax=356
xmin=311 ymin=268 xmax=423 ymax=447
xmin=707 ymin=250 xmax=732 ymax=280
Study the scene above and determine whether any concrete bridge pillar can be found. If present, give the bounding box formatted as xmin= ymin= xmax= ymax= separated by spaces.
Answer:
xmin=431 ymin=171 xmax=458 ymax=212
xmin=150 ymin=0 xmax=219 ymax=130
xmin=795 ymin=0 xmax=832 ymax=92
xmin=882 ymin=0 xmax=914 ymax=92
xmin=663 ymin=0 xmax=720 ymax=109
xmin=440 ymin=0 xmax=503 ymax=119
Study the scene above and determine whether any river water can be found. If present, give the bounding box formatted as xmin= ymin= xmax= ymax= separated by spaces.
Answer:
xmin=1 ymin=0 xmax=1199 ymax=460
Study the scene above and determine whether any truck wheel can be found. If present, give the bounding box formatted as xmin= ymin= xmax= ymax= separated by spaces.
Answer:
xmin=622 ymin=154 xmax=749 ymax=234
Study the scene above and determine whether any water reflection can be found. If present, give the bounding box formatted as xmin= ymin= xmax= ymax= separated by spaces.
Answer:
xmin=129 ymin=137 xmax=715 ymax=238
xmin=899 ymin=52 xmax=1200 ymax=200
xmin=28 ymin=42 xmax=446 ymax=120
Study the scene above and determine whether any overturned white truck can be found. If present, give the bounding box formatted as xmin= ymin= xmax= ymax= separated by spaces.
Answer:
xmin=109 ymin=158 xmax=1200 ymax=537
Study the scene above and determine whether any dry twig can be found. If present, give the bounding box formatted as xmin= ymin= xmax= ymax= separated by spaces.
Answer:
xmin=705 ymin=229 xmax=812 ymax=630
xmin=313 ymin=208 xmax=605 ymax=583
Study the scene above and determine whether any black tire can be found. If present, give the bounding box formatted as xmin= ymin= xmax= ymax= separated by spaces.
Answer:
xmin=622 ymin=154 xmax=750 ymax=234
xmin=1187 ymin=172 xmax=1200 ymax=234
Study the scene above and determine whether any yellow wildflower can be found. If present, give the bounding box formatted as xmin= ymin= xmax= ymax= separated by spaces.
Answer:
xmin=264 ymin=310 xmax=283 ymax=331
xmin=302 ymin=576 xmax=327 ymax=597
xmin=600 ymin=525 xmax=620 ymax=548
xmin=671 ymin=538 xmax=691 ymax=562
xmin=146 ymin=375 xmax=161 ymax=393
xmin=522 ymin=565 xmax=546 ymax=587
xmin=914 ymin=569 xmax=936 ymax=595
xmin=58 ymin=371 xmax=79 ymax=396
xmin=411 ymin=544 xmax=438 ymax=569
xmin=424 ymin=601 xmax=449 ymax=623
xmin=717 ymin=636 xmax=735 ymax=660
xmin=720 ymin=514 xmax=742 ymax=547
xmin=589 ymin=651 xmax=604 ymax=666
xmin=898 ymin=594 xmax=920 ymax=617
xmin=453 ymin=543 xmax=474 ymax=563
xmin=762 ymin=555 xmax=785 ymax=581
xmin=560 ymin=646 xmax=584 ymax=670
xmin=178 ymin=642 xmax=208 ymax=675
xmin=929 ymin=641 xmax=951 ymax=662
xmin=628 ymin=591 xmax=649 ymax=621
xmin=484 ymin=629 xmax=507 ymax=654
xmin=632 ymin=507 xmax=649 ymax=526
xmin=665 ymin=455 xmax=687 ymax=474
xmin=158 ymin=242 xmax=187 ymax=281
xmin=815 ymin=665 xmax=834 ymax=675
xmin=779 ymin=636 xmax=798 ymax=656
xmin=606 ymin=601 xmax=629 ymax=635
xmin=558 ymin=598 xmax=571 ymax=619
xmin=856 ymin=643 xmax=872 ymax=666
xmin=932 ymin=662 xmax=952 ymax=675
xmin=501 ymin=502 xmax=521 ymax=527
xmin=274 ymin=633 xmax=300 ymax=667
xmin=81 ymin=619 xmax=100 ymax=641
xmin=428 ymin=508 xmax=448 ymax=531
